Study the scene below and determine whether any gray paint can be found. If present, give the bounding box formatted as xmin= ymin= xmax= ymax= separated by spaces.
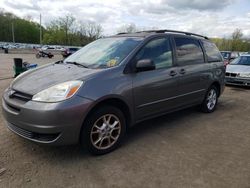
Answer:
xmin=2 ymin=32 xmax=225 ymax=145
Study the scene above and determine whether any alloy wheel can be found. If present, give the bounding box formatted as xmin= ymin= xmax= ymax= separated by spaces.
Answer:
xmin=90 ymin=114 xmax=121 ymax=150
xmin=206 ymin=89 xmax=217 ymax=111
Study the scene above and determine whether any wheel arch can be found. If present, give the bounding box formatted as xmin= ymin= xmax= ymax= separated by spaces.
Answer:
xmin=211 ymin=81 xmax=221 ymax=96
xmin=81 ymin=96 xmax=132 ymax=134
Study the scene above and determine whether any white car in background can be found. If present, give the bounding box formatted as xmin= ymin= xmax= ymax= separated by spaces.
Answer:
xmin=226 ymin=54 xmax=250 ymax=87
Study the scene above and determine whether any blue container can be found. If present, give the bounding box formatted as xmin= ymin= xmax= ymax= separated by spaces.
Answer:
xmin=26 ymin=64 xmax=38 ymax=69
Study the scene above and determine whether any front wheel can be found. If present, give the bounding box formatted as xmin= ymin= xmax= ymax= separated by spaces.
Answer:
xmin=81 ymin=106 xmax=126 ymax=155
xmin=200 ymin=86 xmax=218 ymax=113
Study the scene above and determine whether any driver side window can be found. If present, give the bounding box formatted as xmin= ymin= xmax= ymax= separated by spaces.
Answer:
xmin=135 ymin=37 xmax=173 ymax=69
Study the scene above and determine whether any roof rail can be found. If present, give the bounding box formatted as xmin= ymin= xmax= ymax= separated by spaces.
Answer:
xmin=137 ymin=29 xmax=209 ymax=40
xmin=116 ymin=32 xmax=128 ymax=35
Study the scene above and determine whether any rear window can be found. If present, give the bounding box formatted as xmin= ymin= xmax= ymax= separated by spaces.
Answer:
xmin=202 ymin=41 xmax=222 ymax=62
xmin=174 ymin=37 xmax=204 ymax=65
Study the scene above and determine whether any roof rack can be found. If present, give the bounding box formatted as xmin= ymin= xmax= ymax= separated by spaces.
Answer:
xmin=136 ymin=29 xmax=209 ymax=40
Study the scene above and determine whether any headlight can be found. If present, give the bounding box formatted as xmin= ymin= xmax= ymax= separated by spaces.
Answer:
xmin=32 ymin=80 xmax=83 ymax=102
xmin=239 ymin=73 xmax=250 ymax=78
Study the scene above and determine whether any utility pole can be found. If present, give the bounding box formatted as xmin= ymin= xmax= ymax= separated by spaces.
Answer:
xmin=40 ymin=13 xmax=42 ymax=45
xmin=12 ymin=22 xmax=15 ymax=43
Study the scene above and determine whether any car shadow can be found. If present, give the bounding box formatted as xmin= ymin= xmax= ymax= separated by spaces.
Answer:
xmin=24 ymin=107 xmax=198 ymax=160
xmin=124 ymin=107 xmax=198 ymax=146
xmin=25 ymin=102 xmax=228 ymax=161
xmin=226 ymin=85 xmax=250 ymax=91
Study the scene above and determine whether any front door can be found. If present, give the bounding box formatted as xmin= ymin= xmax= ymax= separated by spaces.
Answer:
xmin=132 ymin=37 xmax=180 ymax=121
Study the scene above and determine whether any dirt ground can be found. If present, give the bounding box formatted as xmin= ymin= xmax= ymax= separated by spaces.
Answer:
xmin=0 ymin=53 xmax=250 ymax=188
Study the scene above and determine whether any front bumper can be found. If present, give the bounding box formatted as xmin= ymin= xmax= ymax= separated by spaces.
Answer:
xmin=2 ymin=89 xmax=93 ymax=145
xmin=225 ymin=77 xmax=250 ymax=87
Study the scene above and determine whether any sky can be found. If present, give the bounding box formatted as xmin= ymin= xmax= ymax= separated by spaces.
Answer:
xmin=0 ymin=0 xmax=250 ymax=38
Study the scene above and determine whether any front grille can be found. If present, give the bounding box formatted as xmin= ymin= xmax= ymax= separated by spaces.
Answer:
xmin=9 ymin=90 xmax=32 ymax=102
xmin=226 ymin=72 xmax=238 ymax=77
xmin=7 ymin=123 xmax=60 ymax=142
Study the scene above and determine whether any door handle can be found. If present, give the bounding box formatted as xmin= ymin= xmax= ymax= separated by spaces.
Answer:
xmin=179 ymin=69 xmax=186 ymax=74
xmin=169 ymin=70 xmax=177 ymax=77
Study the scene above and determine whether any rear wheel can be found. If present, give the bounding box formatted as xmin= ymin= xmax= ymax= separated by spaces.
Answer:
xmin=200 ymin=85 xmax=218 ymax=113
xmin=81 ymin=106 xmax=126 ymax=155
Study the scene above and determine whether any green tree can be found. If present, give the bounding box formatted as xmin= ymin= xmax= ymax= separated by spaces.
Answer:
xmin=0 ymin=10 xmax=41 ymax=43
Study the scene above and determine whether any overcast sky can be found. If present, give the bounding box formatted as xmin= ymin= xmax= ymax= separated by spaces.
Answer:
xmin=0 ymin=0 xmax=250 ymax=38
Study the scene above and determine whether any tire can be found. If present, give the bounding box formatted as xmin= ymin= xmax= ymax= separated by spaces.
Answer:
xmin=200 ymin=85 xmax=218 ymax=113
xmin=81 ymin=106 xmax=126 ymax=155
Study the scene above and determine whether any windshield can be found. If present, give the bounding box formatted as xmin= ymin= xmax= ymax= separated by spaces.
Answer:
xmin=230 ymin=56 xmax=250 ymax=66
xmin=221 ymin=52 xmax=230 ymax=59
xmin=65 ymin=37 xmax=142 ymax=69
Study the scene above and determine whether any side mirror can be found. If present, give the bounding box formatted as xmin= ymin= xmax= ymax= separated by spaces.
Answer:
xmin=136 ymin=59 xmax=155 ymax=72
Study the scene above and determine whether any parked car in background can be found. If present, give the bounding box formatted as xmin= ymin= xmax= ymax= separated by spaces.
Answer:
xmin=221 ymin=51 xmax=240 ymax=66
xmin=239 ymin=52 xmax=248 ymax=55
xmin=2 ymin=30 xmax=225 ymax=155
xmin=225 ymin=54 xmax=250 ymax=86
xmin=41 ymin=46 xmax=56 ymax=51
xmin=61 ymin=47 xmax=81 ymax=58
xmin=3 ymin=44 xmax=17 ymax=49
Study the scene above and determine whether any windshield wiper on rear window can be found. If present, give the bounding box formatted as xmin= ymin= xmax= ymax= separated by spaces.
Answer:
xmin=65 ymin=61 xmax=89 ymax=68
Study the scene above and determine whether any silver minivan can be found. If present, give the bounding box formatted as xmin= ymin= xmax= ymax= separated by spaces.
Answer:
xmin=2 ymin=30 xmax=225 ymax=155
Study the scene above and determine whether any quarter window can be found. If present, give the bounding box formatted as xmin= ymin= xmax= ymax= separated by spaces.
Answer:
xmin=135 ymin=38 xmax=173 ymax=69
xmin=174 ymin=37 xmax=204 ymax=65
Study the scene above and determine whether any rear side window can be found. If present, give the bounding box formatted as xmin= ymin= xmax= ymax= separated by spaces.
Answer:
xmin=174 ymin=37 xmax=204 ymax=65
xmin=202 ymin=40 xmax=222 ymax=62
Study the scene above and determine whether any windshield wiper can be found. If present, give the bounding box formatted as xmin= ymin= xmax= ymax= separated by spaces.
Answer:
xmin=65 ymin=61 xmax=89 ymax=68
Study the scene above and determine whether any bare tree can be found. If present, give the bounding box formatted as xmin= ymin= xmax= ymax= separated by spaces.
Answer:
xmin=117 ymin=23 xmax=159 ymax=34
xmin=232 ymin=28 xmax=243 ymax=40
xmin=85 ymin=22 xmax=103 ymax=39
xmin=117 ymin=23 xmax=138 ymax=34
xmin=77 ymin=21 xmax=103 ymax=45
xmin=58 ymin=14 xmax=76 ymax=45
xmin=231 ymin=28 xmax=243 ymax=51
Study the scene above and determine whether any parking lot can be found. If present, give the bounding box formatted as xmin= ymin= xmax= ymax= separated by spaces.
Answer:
xmin=0 ymin=52 xmax=250 ymax=188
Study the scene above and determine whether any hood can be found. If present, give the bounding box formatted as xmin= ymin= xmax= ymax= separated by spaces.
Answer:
xmin=11 ymin=63 xmax=102 ymax=95
xmin=226 ymin=65 xmax=250 ymax=73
